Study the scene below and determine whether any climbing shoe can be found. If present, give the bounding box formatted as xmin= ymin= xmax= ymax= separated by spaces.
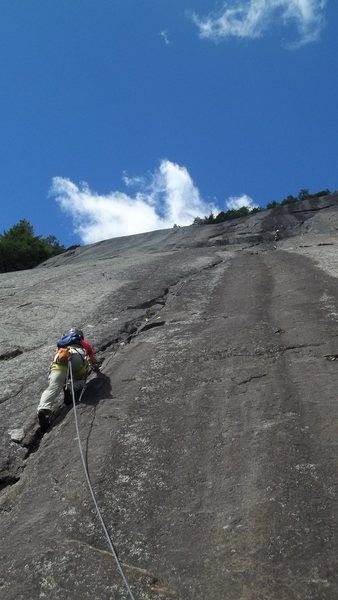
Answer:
xmin=38 ymin=409 xmax=51 ymax=432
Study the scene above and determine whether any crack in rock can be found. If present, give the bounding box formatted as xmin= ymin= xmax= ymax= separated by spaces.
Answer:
xmin=0 ymin=386 xmax=25 ymax=405
xmin=127 ymin=290 xmax=168 ymax=310
xmin=292 ymin=205 xmax=332 ymax=214
xmin=238 ymin=374 xmax=267 ymax=386
xmin=99 ymin=323 xmax=140 ymax=351
xmin=281 ymin=342 xmax=323 ymax=353
xmin=0 ymin=475 xmax=20 ymax=492
xmin=0 ymin=349 xmax=23 ymax=361
xmin=207 ymin=341 xmax=324 ymax=361
xmin=325 ymin=354 xmax=338 ymax=361
xmin=1 ymin=415 xmax=62 ymax=495
xmin=139 ymin=320 xmax=166 ymax=332
xmin=99 ymin=285 xmax=176 ymax=352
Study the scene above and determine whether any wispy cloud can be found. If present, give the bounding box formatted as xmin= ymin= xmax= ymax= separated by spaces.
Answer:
xmin=50 ymin=160 xmax=220 ymax=244
xmin=159 ymin=30 xmax=171 ymax=45
xmin=226 ymin=194 xmax=258 ymax=210
xmin=192 ymin=0 xmax=327 ymax=47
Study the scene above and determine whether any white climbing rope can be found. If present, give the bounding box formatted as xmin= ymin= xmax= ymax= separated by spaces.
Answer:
xmin=67 ymin=361 xmax=136 ymax=600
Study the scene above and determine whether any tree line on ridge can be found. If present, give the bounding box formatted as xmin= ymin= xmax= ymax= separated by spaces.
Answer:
xmin=1 ymin=188 xmax=335 ymax=273
xmin=193 ymin=188 xmax=332 ymax=225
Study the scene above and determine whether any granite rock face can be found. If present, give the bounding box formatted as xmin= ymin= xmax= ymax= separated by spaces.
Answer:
xmin=1 ymin=195 xmax=338 ymax=599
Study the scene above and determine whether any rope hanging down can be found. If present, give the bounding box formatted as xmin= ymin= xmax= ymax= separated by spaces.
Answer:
xmin=67 ymin=361 xmax=136 ymax=600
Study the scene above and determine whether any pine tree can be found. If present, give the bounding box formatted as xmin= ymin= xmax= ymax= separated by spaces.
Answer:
xmin=0 ymin=219 xmax=65 ymax=273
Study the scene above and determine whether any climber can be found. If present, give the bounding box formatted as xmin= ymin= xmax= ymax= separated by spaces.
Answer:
xmin=274 ymin=228 xmax=280 ymax=242
xmin=37 ymin=327 xmax=101 ymax=431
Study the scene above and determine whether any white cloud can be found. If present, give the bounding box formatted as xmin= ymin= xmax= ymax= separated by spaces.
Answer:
xmin=226 ymin=193 xmax=258 ymax=210
xmin=159 ymin=30 xmax=171 ymax=45
xmin=50 ymin=160 xmax=220 ymax=244
xmin=192 ymin=0 xmax=327 ymax=47
xmin=122 ymin=172 xmax=146 ymax=189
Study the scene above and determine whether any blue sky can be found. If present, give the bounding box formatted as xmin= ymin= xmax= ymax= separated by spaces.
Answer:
xmin=1 ymin=0 xmax=337 ymax=246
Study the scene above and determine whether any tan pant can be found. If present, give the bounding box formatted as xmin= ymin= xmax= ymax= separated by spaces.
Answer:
xmin=38 ymin=353 xmax=86 ymax=413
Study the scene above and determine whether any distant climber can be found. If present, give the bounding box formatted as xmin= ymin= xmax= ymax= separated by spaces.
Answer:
xmin=37 ymin=327 xmax=101 ymax=431
xmin=274 ymin=228 xmax=280 ymax=242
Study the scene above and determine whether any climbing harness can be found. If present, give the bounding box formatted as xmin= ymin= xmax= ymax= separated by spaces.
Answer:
xmin=67 ymin=360 xmax=136 ymax=600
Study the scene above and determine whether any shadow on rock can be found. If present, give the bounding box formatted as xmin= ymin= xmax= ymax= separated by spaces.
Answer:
xmin=20 ymin=374 xmax=112 ymax=453
xmin=81 ymin=372 xmax=113 ymax=406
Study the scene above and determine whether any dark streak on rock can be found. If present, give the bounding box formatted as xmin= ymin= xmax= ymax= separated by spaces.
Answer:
xmin=238 ymin=374 xmax=267 ymax=386
xmin=140 ymin=320 xmax=166 ymax=332
xmin=0 ymin=349 xmax=23 ymax=361
xmin=0 ymin=475 xmax=20 ymax=493
xmin=292 ymin=205 xmax=332 ymax=214
xmin=325 ymin=354 xmax=338 ymax=361
xmin=127 ymin=292 xmax=167 ymax=310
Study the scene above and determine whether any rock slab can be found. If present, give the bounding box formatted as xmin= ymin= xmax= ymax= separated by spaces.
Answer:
xmin=1 ymin=195 xmax=338 ymax=599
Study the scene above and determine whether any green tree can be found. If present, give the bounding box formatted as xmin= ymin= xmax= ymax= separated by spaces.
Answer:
xmin=214 ymin=211 xmax=227 ymax=223
xmin=0 ymin=219 xmax=65 ymax=273
xmin=298 ymin=188 xmax=310 ymax=201
xmin=267 ymin=201 xmax=279 ymax=209
xmin=205 ymin=212 xmax=215 ymax=224
xmin=312 ymin=189 xmax=331 ymax=198
xmin=236 ymin=206 xmax=250 ymax=218
xmin=281 ymin=195 xmax=297 ymax=205
xmin=44 ymin=234 xmax=63 ymax=249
